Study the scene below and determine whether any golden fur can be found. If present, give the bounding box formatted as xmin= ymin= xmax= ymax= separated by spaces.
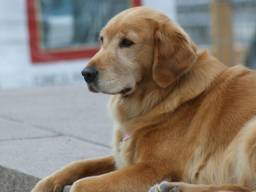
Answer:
xmin=32 ymin=7 xmax=256 ymax=192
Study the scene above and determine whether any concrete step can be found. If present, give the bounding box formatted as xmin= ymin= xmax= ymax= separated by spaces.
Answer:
xmin=0 ymin=165 xmax=39 ymax=192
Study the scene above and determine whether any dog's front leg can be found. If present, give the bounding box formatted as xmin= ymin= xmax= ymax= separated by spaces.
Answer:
xmin=70 ymin=163 xmax=161 ymax=192
xmin=31 ymin=156 xmax=115 ymax=192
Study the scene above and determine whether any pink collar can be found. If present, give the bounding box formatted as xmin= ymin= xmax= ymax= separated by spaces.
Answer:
xmin=122 ymin=132 xmax=130 ymax=142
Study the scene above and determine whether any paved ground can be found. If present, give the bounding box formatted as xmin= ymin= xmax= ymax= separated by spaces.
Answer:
xmin=0 ymin=85 xmax=113 ymax=192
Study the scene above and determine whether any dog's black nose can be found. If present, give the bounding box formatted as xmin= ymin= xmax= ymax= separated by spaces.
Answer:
xmin=81 ymin=67 xmax=98 ymax=83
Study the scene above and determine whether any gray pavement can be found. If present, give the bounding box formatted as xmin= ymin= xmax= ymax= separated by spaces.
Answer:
xmin=0 ymin=85 xmax=113 ymax=192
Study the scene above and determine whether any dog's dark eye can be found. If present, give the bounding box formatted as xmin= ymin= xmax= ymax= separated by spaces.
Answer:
xmin=99 ymin=36 xmax=104 ymax=44
xmin=119 ymin=38 xmax=134 ymax=48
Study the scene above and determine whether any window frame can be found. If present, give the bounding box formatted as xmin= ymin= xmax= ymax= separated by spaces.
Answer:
xmin=27 ymin=0 xmax=141 ymax=63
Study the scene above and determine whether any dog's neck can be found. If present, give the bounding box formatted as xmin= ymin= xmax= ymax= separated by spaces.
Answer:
xmin=110 ymin=51 xmax=227 ymax=133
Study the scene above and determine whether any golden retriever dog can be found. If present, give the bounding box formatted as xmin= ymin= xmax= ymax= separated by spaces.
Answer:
xmin=32 ymin=7 xmax=256 ymax=192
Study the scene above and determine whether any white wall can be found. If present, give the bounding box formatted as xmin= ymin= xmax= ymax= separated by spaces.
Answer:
xmin=0 ymin=0 xmax=176 ymax=89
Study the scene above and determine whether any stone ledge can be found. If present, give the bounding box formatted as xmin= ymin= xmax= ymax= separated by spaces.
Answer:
xmin=0 ymin=165 xmax=39 ymax=192
xmin=0 ymin=165 xmax=72 ymax=192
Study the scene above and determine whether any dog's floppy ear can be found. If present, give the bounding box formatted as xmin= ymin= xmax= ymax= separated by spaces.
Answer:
xmin=153 ymin=19 xmax=198 ymax=88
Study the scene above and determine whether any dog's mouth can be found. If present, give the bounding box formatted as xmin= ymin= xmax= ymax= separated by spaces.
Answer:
xmin=119 ymin=87 xmax=133 ymax=96
xmin=87 ymin=84 xmax=133 ymax=96
xmin=103 ymin=87 xmax=134 ymax=96
xmin=88 ymin=84 xmax=99 ymax=93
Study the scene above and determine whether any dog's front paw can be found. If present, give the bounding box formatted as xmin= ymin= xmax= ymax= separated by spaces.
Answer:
xmin=31 ymin=178 xmax=62 ymax=192
xmin=149 ymin=181 xmax=183 ymax=192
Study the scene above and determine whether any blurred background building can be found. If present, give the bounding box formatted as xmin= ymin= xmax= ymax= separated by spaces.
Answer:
xmin=177 ymin=0 xmax=256 ymax=67
xmin=0 ymin=0 xmax=255 ymax=89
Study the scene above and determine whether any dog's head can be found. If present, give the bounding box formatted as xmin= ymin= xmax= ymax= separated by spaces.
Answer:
xmin=82 ymin=7 xmax=198 ymax=96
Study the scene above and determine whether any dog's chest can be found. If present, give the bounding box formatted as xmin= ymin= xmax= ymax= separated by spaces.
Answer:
xmin=113 ymin=136 xmax=133 ymax=169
